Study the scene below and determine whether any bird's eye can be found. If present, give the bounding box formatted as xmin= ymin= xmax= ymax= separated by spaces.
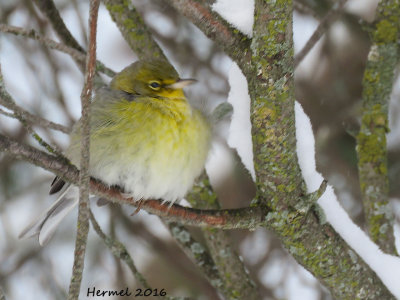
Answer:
xmin=149 ymin=81 xmax=161 ymax=90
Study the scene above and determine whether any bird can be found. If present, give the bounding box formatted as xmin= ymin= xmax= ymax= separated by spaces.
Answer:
xmin=19 ymin=60 xmax=212 ymax=245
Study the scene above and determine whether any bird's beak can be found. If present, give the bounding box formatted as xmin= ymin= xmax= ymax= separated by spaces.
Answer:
xmin=166 ymin=78 xmax=197 ymax=89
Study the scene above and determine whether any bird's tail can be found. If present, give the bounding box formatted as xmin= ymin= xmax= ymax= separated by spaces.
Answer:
xmin=18 ymin=184 xmax=78 ymax=246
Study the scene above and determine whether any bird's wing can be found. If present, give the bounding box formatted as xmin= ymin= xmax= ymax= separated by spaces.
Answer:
xmin=49 ymin=176 xmax=66 ymax=194
xmin=19 ymin=89 xmax=139 ymax=245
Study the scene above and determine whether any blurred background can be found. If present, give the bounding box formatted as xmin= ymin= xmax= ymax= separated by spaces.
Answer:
xmin=0 ymin=0 xmax=399 ymax=299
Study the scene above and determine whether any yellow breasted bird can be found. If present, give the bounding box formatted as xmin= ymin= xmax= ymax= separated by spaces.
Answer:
xmin=20 ymin=60 xmax=212 ymax=245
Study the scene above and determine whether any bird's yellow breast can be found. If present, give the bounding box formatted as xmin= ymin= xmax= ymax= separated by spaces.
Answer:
xmin=67 ymin=94 xmax=211 ymax=201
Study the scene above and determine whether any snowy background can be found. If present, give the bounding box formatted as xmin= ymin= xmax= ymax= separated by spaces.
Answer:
xmin=1 ymin=0 xmax=400 ymax=299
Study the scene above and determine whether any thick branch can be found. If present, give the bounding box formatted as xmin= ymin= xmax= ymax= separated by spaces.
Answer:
xmin=166 ymin=221 xmax=225 ymax=293
xmin=249 ymin=0 xmax=395 ymax=298
xmin=356 ymin=0 xmax=400 ymax=254
xmin=187 ymin=174 xmax=261 ymax=299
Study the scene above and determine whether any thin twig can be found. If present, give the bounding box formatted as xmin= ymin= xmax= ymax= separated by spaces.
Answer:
xmin=0 ymin=107 xmax=14 ymax=118
xmin=0 ymin=66 xmax=71 ymax=134
xmin=0 ymin=24 xmax=115 ymax=77
xmin=294 ymin=0 xmax=348 ymax=69
xmin=89 ymin=210 xmax=152 ymax=290
xmin=0 ymin=103 xmax=69 ymax=134
xmin=0 ymin=24 xmax=84 ymax=66
xmin=68 ymin=0 xmax=100 ymax=299
xmin=293 ymin=1 xmax=319 ymax=19
xmin=33 ymin=0 xmax=85 ymax=52
xmin=0 ymin=93 xmax=71 ymax=134
xmin=0 ymin=65 xmax=66 ymax=156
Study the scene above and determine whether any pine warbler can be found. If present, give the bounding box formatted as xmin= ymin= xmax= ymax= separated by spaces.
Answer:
xmin=20 ymin=60 xmax=211 ymax=245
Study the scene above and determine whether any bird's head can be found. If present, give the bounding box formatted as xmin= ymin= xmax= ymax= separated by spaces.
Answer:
xmin=110 ymin=60 xmax=196 ymax=99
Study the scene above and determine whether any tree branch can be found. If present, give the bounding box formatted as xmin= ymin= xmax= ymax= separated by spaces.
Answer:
xmin=356 ymin=0 xmax=400 ymax=254
xmin=34 ymin=0 xmax=85 ymax=52
xmin=294 ymin=0 xmax=348 ymax=69
xmin=293 ymin=1 xmax=319 ymax=18
xmin=0 ymin=133 xmax=268 ymax=229
xmin=0 ymin=61 xmax=71 ymax=134
xmin=166 ymin=221 xmax=225 ymax=293
xmin=118 ymin=212 xmax=220 ymax=299
xmin=186 ymin=174 xmax=261 ymax=299
xmin=89 ymin=210 xmax=152 ymax=290
xmin=0 ymin=24 xmax=115 ymax=77
xmin=0 ymin=102 xmax=69 ymax=134
xmin=163 ymin=0 xmax=251 ymax=70
xmin=68 ymin=0 xmax=99 ymax=298
xmin=102 ymin=0 xmax=167 ymax=61
xmin=0 ymin=65 xmax=66 ymax=156
xmin=249 ymin=0 xmax=395 ymax=298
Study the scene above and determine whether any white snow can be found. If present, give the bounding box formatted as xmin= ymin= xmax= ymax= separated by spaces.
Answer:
xmin=295 ymin=101 xmax=400 ymax=298
xmin=227 ymin=62 xmax=256 ymax=180
xmin=212 ymin=0 xmax=255 ymax=37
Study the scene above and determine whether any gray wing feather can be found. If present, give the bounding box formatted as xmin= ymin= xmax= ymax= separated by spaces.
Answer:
xmin=19 ymin=184 xmax=78 ymax=246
